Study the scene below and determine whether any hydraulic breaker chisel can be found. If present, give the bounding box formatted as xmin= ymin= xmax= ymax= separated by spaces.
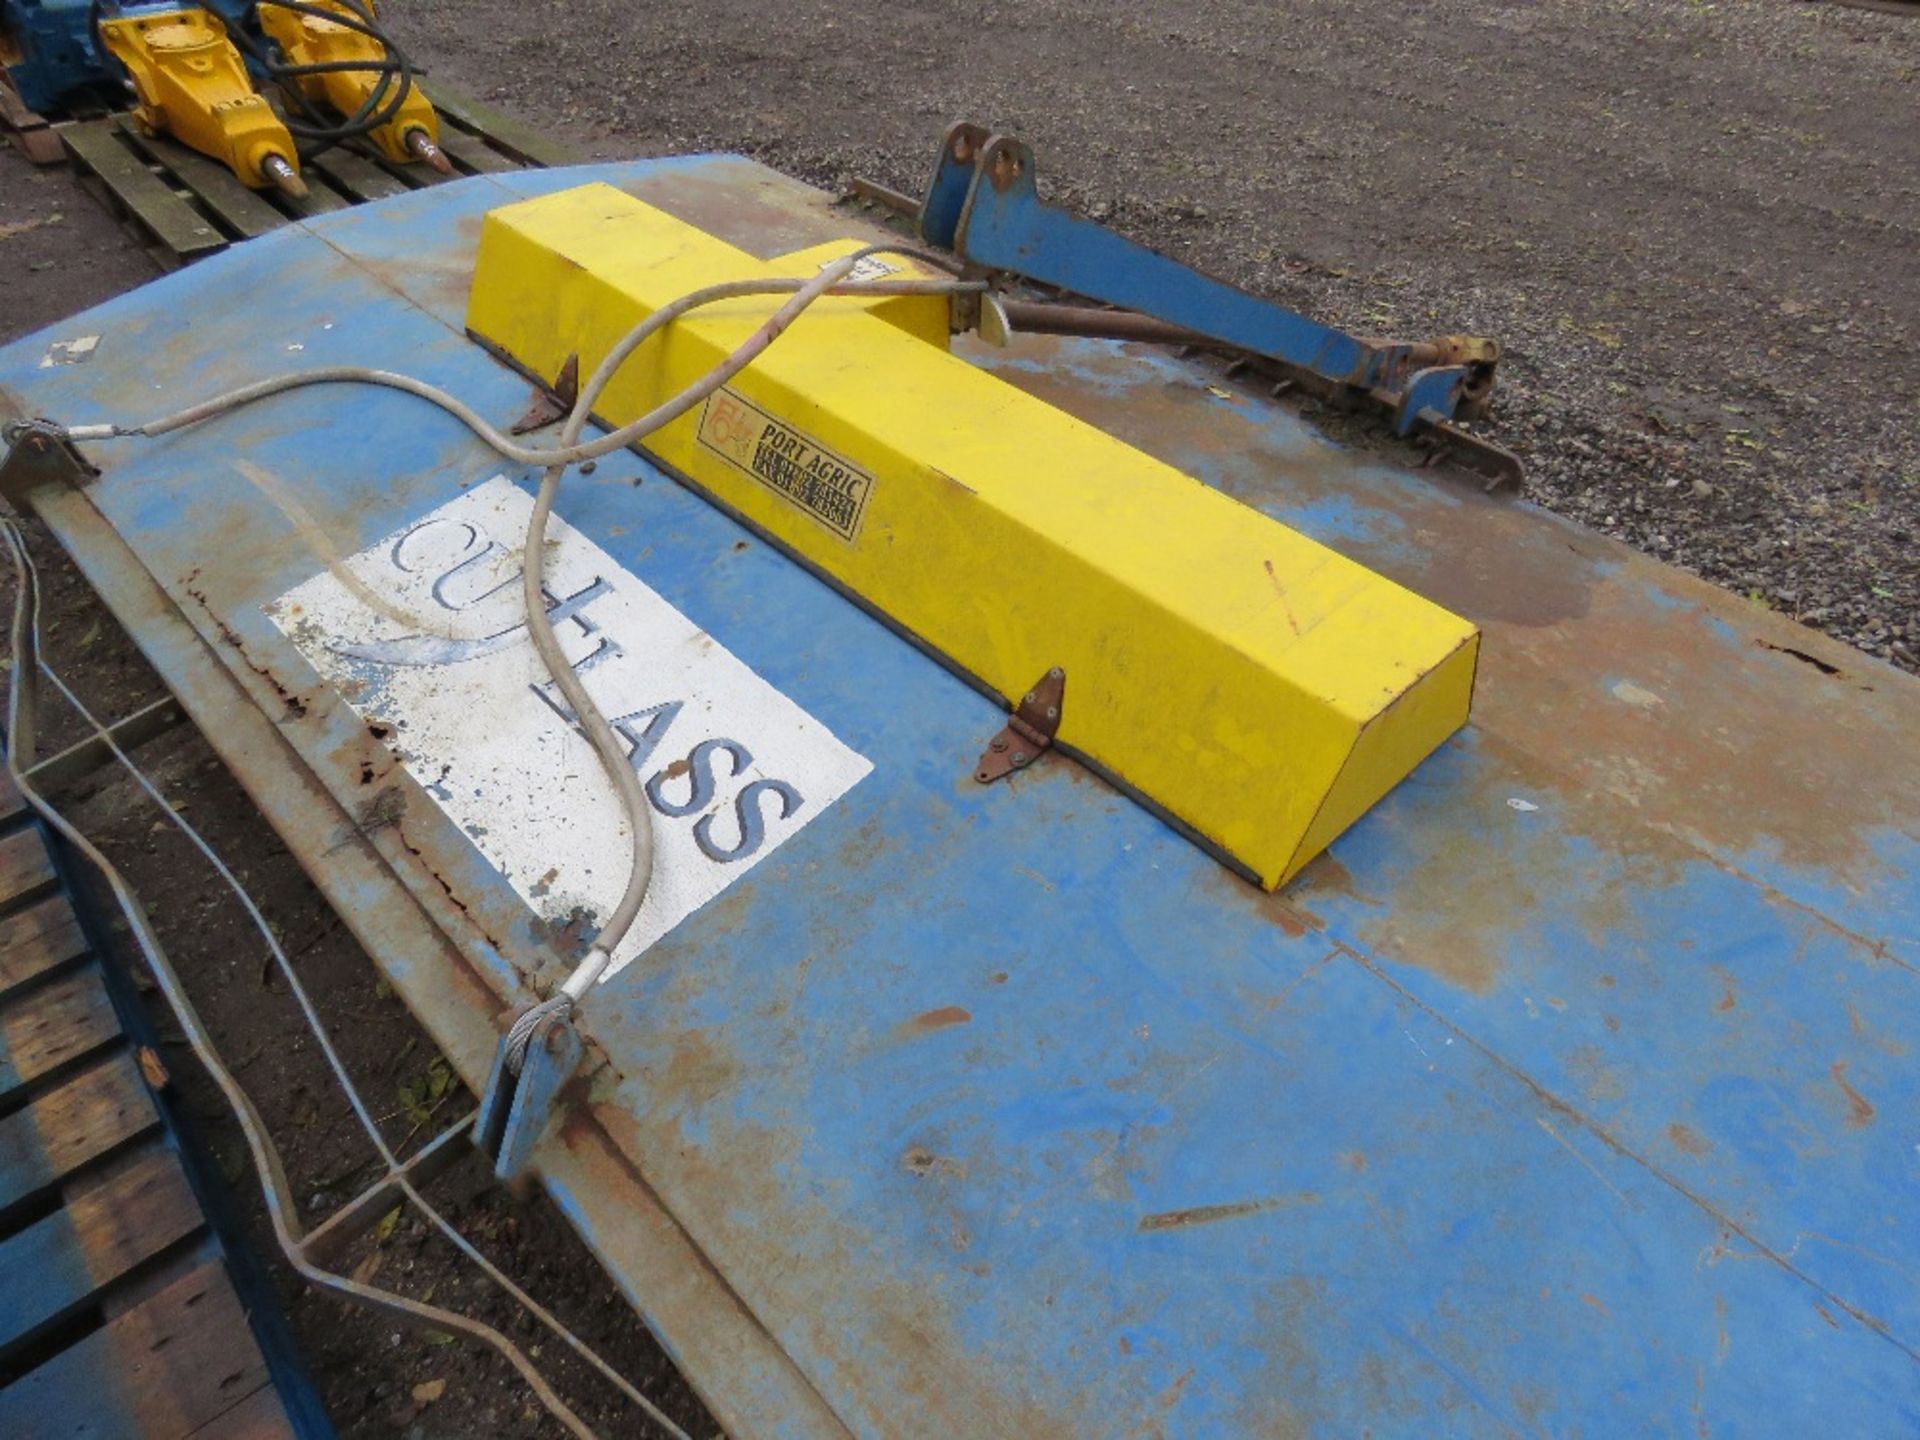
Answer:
xmin=97 ymin=5 xmax=306 ymax=195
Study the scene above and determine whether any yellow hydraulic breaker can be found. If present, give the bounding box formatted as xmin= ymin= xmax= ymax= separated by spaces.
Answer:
xmin=467 ymin=185 xmax=1480 ymax=889
xmin=98 ymin=7 xmax=305 ymax=197
xmin=255 ymin=0 xmax=449 ymax=171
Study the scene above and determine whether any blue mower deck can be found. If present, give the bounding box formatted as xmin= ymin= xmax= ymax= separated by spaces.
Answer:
xmin=1 ymin=156 xmax=1916 ymax=1438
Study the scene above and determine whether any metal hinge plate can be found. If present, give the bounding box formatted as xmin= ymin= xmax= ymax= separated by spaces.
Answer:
xmin=0 ymin=420 xmax=99 ymax=507
xmin=510 ymin=353 xmax=580 ymax=435
xmin=975 ymin=667 xmax=1064 ymax=783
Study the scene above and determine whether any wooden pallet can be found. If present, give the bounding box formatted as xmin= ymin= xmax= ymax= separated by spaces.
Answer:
xmin=0 ymin=768 xmax=310 ymax=1438
xmin=0 ymin=67 xmax=65 ymax=167
xmin=59 ymin=83 xmax=576 ymax=270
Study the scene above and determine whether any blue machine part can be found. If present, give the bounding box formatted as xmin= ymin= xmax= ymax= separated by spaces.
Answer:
xmin=3 ymin=0 xmax=110 ymax=113
xmin=1 ymin=0 xmax=254 ymax=113
xmin=1395 ymin=362 xmax=1473 ymax=436
xmin=916 ymin=119 xmax=988 ymax=250
xmin=474 ymin=1009 xmax=584 ymax=1182
xmin=948 ymin=132 xmax=1492 ymax=430
xmin=1 ymin=157 xmax=1917 ymax=1438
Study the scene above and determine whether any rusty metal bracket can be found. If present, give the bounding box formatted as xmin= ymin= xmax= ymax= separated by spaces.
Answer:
xmin=845 ymin=175 xmax=919 ymax=218
xmin=974 ymin=666 xmax=1064 ymax=783
xmin=509 ymin=353 xmax=580 ymax=435
xmin=1415 ymin=416 xmax=1526 ymax=493
xmin=0 ymin=419 xmax=98 ymax=506
xmin=475 ymin=1006 xmax=584 ymax=1181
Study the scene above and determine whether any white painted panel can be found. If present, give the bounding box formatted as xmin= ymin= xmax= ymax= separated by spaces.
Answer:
xmin=267 ymin=475 xmax=871 ymax=981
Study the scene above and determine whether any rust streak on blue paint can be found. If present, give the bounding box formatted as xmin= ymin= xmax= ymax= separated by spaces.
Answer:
xmin=1138 ymin=1193 xmax=1320 ymax=1232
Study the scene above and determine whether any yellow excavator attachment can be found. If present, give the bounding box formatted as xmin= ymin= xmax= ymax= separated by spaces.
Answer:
xmin=256 ymin=0 xmax=447 ymax=170
xmin=466 ymin=184 xmax=1480 ymax=889
xmin=97 ymin=7 xmax=304 ymax=196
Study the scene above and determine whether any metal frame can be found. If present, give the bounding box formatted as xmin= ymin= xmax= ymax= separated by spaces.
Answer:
xmin=898 ymin=123 xmax=1510 ymax=473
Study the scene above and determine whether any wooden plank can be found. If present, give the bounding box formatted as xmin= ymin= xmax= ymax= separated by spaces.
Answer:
xmin=115 ymin=119 xmax=287 ymax=241
xmin=18 ymin=129 xmax=67 ymax=166
xmin=0 ymin=824 xmax=56 ymax=909
xmin=393 ymin=154 xmax=454 ymax=188
xmin=424 ymin=81 xmax=577 ymax=167
xmin=0 ymin=1260 xmax=274 ymax=1439
xmin=435 ymin=125 xmax=516 ymax=175
xmin=0 ymin=965 xmax=122 ymax=1103
xmin=61 ymin=120 xmax=227 ymax=260
xmin=0 ymin=78 xmax=64 ymax=167
xmin=0 ymin=823 xmax=54 ymax=904
xmin=0 ymin=1050 xmax=158 ymax=1213
xmin=0 ymin=83 xmax=40 ymax=131
xmin=307 ymin=146 xmax=409 ymax=202
xmin=70 ymin=169 xmax=184 ymax=273
xmin=24 ymin=695 xmax=187 ymax=795
xmin=0 ymin=895 xmax=88 ymax=999
xmin=188 ymin=1383 xmax=298 ymax=1440
xmin=273 ymin=174 xmax=352 ymax=219
xmin=0 ymin=1146 xmax=204 ymax=1354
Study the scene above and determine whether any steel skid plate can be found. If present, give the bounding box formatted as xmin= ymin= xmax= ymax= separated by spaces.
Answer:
xmin=2 ymin=157 xmax=1917 ymax=1438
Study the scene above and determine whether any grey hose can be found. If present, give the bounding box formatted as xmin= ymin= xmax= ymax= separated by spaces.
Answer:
xmin=61 ymin=276 xmax=979 ymax=459
xmin=50 ymin=248 xmax=982 ymax=1070
xmin=503 ymin=252 xmax=930 ymax=1068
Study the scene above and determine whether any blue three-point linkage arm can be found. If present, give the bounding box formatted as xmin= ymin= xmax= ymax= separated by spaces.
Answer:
xmin=914 ymin=124 xmax=1516 ymax=484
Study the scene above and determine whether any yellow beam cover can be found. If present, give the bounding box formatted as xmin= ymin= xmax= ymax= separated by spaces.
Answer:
xmin=466 ymin=183 xmax=1479 ymax=888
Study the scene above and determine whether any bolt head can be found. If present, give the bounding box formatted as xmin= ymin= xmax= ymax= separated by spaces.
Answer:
xmin=1012 ymin=751 xmax=1029 ymax=766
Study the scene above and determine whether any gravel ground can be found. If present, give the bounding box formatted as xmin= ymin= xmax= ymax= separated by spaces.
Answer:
xmin=386 ymin=0 xmax=1920 ymax=672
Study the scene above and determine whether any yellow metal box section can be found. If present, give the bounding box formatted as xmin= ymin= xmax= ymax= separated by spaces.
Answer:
xmin=466 ymin=183 xmax=1479 ymax=887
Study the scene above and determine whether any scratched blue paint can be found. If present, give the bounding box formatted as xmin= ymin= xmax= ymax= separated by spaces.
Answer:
xmin=1721 ymin=829 xmax=1917 ymax=964
xmin=1305 ymin=743 xmax=1920 ymax=1331
xmin=1258 ymin=489 xmax=1412 ymax=550
xmin=2 ymin=158 xmax=1917 ymax=1438
xmin=956 ymin=345 xmax=1164 ymax=402
xmin=1632 ymin=574 xmax=1694 ymax=613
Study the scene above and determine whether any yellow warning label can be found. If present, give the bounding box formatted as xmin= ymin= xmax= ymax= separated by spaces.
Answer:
xmin=697 ymin=389 xmax=874 ymax=542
